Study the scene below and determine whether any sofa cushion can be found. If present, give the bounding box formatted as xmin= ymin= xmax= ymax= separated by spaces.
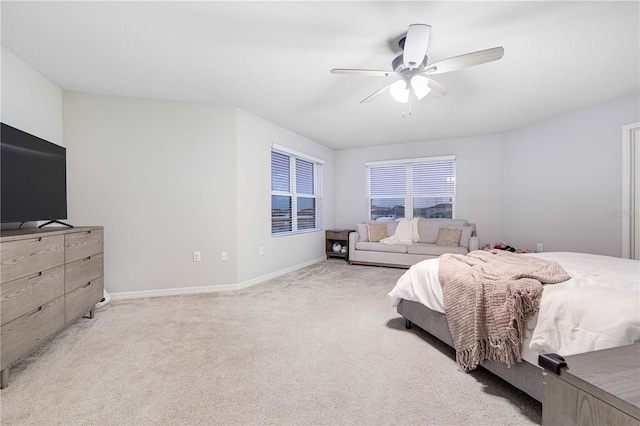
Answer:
xmin=356 ymin=223 xmax=369 ymax=242
xmin=355 ymin=241 xmax=408 ymax=253
xmin=407 ymin=243 xmax=468 ymax=256
xmin=367 ymin=223 xmax=389 ymax=242
xmin=435 ymin=227 xmax=462 ymax=247
xmin=385 ymin=221 xmax=399 ymax=236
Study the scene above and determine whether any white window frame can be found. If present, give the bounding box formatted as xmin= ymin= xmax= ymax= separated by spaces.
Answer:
xmin=271 ymin=144 xmax=324 ymax=236
xmin=365 ymin=155 xmax=456 ymax=221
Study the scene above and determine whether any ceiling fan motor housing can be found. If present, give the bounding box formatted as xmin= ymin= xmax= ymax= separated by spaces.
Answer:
xmin=392 ymin=54 xmax=428 ymax=77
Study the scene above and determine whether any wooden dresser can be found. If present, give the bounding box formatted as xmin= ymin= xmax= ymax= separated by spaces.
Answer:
xmin=0 ymin=226 xmax=104 ymax=389
xmin=542 ymin=344 xmax=640 ymax=426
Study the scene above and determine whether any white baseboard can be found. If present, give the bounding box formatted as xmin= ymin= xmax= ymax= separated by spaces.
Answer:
xmin=109 ymin=256 xmax=326 ymax=301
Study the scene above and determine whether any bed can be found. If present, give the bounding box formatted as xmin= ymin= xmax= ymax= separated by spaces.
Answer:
xmin=389 ymin=251 xmax=640 ymax=402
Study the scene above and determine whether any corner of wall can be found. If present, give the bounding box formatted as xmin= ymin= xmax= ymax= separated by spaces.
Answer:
xmin=1 ymin=46 xmax=63 ymax=145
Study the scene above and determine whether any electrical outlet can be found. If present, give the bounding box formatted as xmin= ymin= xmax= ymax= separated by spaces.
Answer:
xmin=193 ymin=251 xmax=201 ymax=262
xmin=259 ymin=246 xmax=264 ymax=256
xmin=536 ymin=243 xmax=543 ymax=252
xmin=221 ymin=251 xmax=228 ymax=261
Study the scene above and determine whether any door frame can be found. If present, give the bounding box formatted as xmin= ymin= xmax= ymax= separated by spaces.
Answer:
xmin=621 ymin=122 xmax=639 ymax=259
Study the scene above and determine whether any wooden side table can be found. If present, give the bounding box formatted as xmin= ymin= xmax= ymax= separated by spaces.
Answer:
xmin=541 ymin=344 xmax=640 ymax=425
xmin=325 ymin=230 xmax=354 ymax=260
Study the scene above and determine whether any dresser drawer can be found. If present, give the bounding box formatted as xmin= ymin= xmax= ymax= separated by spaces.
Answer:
xmin=65 ymin=276 xmax=103 ymax=324
xmin=1 ymin=266 xmax=64 ymax=326
xmin=65 ymin=229 xmax=103 ymax=263
xmin=0 ymin=295 xmax=65 ymax=370
xmin=0 ymin=235 xmax=65 ymax=284
xmin=65 ymin=253 xmax=104 ymax=294
xmin=326 ymin=230 xmax=348 ymax=240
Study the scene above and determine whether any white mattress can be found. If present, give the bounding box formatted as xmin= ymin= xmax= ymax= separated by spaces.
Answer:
xmin=389 ymin=252 xmax=640 ymax=365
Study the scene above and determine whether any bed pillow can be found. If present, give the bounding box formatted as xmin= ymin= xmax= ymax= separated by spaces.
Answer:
xmin=435 ymin=227 xmax=462 ymax=247
xmin=368 ymin=223 xmax=389 ymax=242
xmin=445 ymin=225 xmax=473 ymax=249
xmin=356 ymin=223 xmax=369 ymax=242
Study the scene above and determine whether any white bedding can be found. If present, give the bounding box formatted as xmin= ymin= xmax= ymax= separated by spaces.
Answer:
xmin=388 ymin=252 xmax=640 ymax=363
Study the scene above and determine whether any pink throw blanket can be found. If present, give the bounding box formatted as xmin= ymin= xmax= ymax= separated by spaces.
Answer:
xmin=438 ymin=250 xmax=570 ymax=372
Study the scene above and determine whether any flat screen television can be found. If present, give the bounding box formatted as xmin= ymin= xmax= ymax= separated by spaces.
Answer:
xmin=1 ymin=122 xmax=68 ymax=225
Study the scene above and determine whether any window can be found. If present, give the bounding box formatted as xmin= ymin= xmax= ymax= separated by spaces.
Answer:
xmin=366 ymin=156 xmax=455 ymax=221
xmin=271 ymin=144 xmax=323 ymax=235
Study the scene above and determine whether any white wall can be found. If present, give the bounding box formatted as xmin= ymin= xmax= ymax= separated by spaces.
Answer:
xmin=5 ymin=43 xmax=637 ymax=294
xmin=63 ymin=93 xmax=335 ymax=294
xmin=501 ymin=94 xmax=640 ymax=256
xmin=236 ymin=109 xmax=336 ymax=282
xmin=335 ymin=94 xmax=639 ymax=256
xmin=335 ymin=134 xmax=504 ymax=246
xmin=63 ymin=92 xmax=239 ymax=293
xmin=1 ymin=47 xmax=63 ymax=146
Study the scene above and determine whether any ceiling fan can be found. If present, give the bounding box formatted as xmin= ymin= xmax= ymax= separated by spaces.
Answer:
xmin=331 ymin=24 xmax=504 ymax=104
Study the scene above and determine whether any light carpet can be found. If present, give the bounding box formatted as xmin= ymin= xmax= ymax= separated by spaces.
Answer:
xmin=0 ymin=260 xmax=541 ymax=425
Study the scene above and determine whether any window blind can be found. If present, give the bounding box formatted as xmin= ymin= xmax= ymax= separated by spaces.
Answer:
xmin=366 ymin=156 xmax=456 ymax=220
xmin=271 ymin=146 xmax=323 ymax=235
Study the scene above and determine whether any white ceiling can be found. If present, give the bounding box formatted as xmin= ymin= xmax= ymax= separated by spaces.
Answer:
xmin=2 ymin=1 xmax=639 ymax=150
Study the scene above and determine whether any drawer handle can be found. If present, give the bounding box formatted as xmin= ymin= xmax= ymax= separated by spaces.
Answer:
xmin=30 ymin=237 xmax=43 ymax=243
xmin=82 ymin=282 xmax=92 ymax=288
xmin=28 ymin=271 xmax=43 ymax=280
xmin=82 ymin=256 xmax=91 ymax=262
xmin=28 ymin=306 xmax=43 ymax=316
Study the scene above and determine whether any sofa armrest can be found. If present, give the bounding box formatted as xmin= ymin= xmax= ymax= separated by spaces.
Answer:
xmin=469 ymin=236 xmax=479 ymax=252
xmin=349 ymin=231 xmax=358 ymax=260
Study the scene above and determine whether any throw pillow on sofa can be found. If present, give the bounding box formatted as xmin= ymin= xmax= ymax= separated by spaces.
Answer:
xmin=445 ymin=225 xmax=473 ymax=249
xmin=356 ymin=223 xmax=369 ymax=242
xmin=368 ymin=223 xmax=389 ymax=242
xmin=435 ymin=227 xmax=462 ymax=247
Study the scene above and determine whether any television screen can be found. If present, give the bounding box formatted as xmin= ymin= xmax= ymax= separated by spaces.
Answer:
xmin=1 ymin=123 xmax=67 ymax=223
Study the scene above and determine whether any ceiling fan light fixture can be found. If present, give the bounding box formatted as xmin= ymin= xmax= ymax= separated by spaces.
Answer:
xmin=389 ymin=80 xmax=409 ymax=103
xmin=410 ymin=75 xmax=432 ymax=100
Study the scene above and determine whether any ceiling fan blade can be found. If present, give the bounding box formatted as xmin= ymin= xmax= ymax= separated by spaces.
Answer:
xmin=403 ymin=24 xmax=431 ymax=69
xmin=422 ymin=46 xmax=505 ymax=75
xmin=360 ymin=81 xmax=397 ymax=104
xmin=331 ymin=68 xmax=395 ymax=77
xmin=425 ymin=78 xmax=449 ymax=98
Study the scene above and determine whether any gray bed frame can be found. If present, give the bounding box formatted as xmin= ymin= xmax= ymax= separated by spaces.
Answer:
xmin=397 ymin=299 xmax=543 ymax=402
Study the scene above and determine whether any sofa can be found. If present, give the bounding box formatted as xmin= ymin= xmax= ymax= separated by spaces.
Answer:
xmin=348 ymin=218 xmax=478 ymax=268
